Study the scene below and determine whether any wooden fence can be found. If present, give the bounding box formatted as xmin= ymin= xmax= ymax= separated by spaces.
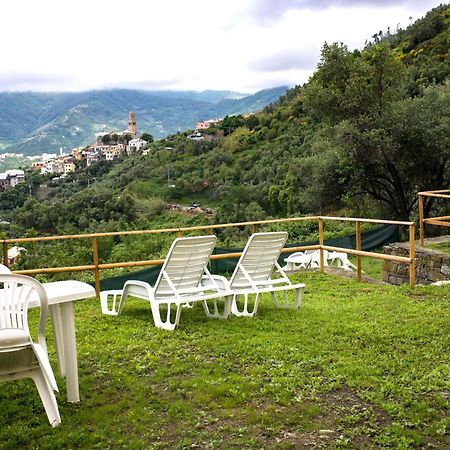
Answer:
xmin=418 ymin=190 xmax=450 ymax=245
xmin=1 ymin=215 xmax=415 ymax=295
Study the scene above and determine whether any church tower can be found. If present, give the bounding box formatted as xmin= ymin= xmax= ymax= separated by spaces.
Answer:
xmin=128 ymin=111 xmax=137 ymax=135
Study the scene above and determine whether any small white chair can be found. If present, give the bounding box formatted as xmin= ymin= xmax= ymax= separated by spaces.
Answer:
xmin=328 ymin=251 xmax=357 ymax=271
xmin=284 ymin=249 xmax=327 ymax=270
xmin=100 ymin=235 xmax=233 ymax=330
xmin=283 ymin=251 xmax=312 ymax=270
xmin=203 ymin=232 xmax=305 ymax=317
xmin=0 ymin=274 xmax=60 ymax=427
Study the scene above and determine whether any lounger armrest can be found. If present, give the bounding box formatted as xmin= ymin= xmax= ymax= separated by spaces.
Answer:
xmin=200 ymin=275 xmax=229 ymax=291
xmin=123 ymin=279 xmax=154 ymax=290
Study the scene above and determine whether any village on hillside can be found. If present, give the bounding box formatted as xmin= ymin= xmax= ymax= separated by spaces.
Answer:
xmin=0 ymin=112 xmax=226 ymax=190
xmin=29 ymin=112 xmax=148 ymax=182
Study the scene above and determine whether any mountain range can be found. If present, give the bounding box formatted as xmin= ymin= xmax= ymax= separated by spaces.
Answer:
xmin=0 ymin=87 xmax=288 ymax=155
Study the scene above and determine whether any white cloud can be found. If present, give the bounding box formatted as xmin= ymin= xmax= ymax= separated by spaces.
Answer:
xmin=0 ymin=0 xmax=444 ymax=93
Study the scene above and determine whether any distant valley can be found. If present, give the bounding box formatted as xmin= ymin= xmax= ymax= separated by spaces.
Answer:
xmin=0 ymin=87 xmax=287 ymax=155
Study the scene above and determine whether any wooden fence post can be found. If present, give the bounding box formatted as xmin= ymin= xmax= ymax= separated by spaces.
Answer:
xmin=92 ymin=237 xmax=100 ymax=296
xmin=356 ymin=221 xmax=362 ymax=282
xmin=409 ymin=224 xmax=415 ymax=289
xmin=319 ymin=218 xmax=324 ymax=273
xmin=419 ymin=194 xmax=424 ymax=246
xmin=2 ymin=242 xmax=8 ymax=267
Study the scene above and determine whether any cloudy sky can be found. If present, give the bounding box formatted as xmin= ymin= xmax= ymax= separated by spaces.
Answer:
xmin=0 ymin=0 xmax=445 ymax=93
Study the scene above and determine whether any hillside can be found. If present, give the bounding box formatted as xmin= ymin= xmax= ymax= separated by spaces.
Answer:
xmin=0 ymin=5 xmax=449 ymax=245
xmin=0 ymin=87 xmax=287 ymax=155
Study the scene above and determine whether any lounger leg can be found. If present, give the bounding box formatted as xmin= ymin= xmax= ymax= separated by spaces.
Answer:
xmin=31 ymin=369 xmax=61 ymax=427
xmin=271 ymin=291 xmax=289 ymax=309
xmin=272 ymin=287 xmax=304 ymax=309
xmin=231 ymin=293 xmax=259 ymax=317
xmin=202 ymin=296 xmax=232 ymax=319
xmin=117 ymin=290 xmax=130 ymax=315
xmin=149 ymin=301 xmax=181 ymax=331
xmin=100 ymin=290 xmax=122 ymax=315
xmin=293 ymin=287 xmax=304 ymax=309
xmin=271 ymin=292 xmax=281 ymax=308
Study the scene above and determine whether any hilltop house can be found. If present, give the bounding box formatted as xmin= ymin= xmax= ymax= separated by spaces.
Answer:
xmin=195 ymin=119 xmax=221 ymax=130
xmin=0 ymin=169 xmax=25 ymax=189
xmin=126 ymin=138 xmax=147 ymax=155
xmin=64 ymin=158 xmax=76 ymax=173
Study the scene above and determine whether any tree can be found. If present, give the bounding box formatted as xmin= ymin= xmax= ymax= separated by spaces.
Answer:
xmin=141 ymin=132 xmax=154 ymax=143
xmin=219 ymin=115 xmax=246 ymax=136
xmin=303 ymin=43 xmax=449 ymax=219
xmin=101 ymin=134 xmax=111 ymax=145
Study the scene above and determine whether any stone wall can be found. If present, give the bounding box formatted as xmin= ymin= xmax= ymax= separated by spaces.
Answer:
xmin=382 ymin=241 xmax=450 ymax=285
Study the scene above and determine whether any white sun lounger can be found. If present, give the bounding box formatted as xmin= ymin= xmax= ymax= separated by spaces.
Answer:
xmin=100 ymin=235 xmax=233 ymax=330
xmin=202 ymin=232 xmax=305 ymax=317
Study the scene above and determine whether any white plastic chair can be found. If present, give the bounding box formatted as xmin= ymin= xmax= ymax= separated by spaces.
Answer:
xmin=283 ymin=251 xmax=312 ymax=270
xmin=328 ymin=251 xmax=357 ymax=271
xmin=100 ymin=235 xmax=233 ymax=330
xmin=202 ymin=232 xmax=305 ymax=317
xmin=0 ymin=274 xmax=60 ymax=427
xmin=284 ymin=249 xmax=327 ymax=270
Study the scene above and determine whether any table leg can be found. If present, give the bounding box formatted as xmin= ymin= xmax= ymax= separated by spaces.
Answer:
xmin=60 ymin=301 xmax=80 ymax=403
xmin=49 ymin=305 xmax=65 ymax=377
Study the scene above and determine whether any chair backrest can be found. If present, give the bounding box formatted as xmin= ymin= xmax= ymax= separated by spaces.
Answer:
xmin=0 ymin=274 xmax=48 ymax=350
xmin=154 ymin=235 xmax=217 ymax=297
xmin=230 ymin=232 xmax=288 ymax=288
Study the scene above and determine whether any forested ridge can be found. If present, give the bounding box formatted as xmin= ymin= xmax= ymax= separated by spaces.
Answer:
xmin=1 ymin=4 xmax=449 ymax=252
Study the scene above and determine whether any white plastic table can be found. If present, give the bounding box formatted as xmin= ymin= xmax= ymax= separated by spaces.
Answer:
xmin=28 ymin=280 xmax=96 ymax=403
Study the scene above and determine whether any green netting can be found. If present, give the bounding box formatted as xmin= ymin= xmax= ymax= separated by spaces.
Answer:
xmin=96 ymin=224 xmax=399 ymax=291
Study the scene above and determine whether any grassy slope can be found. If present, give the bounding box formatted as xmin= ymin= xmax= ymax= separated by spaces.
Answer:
xmin=1 ymin=272 xmax=448 ymax=449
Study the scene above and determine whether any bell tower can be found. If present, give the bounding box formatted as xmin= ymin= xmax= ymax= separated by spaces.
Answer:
xmin=128 ymin=111 xmax=137 ymax=135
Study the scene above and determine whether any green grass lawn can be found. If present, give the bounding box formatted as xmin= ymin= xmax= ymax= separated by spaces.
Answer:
xmin=1 ymin=272 xmax=449 ymax=449
xmin=430 ymin=242 xmax=450 ymax=254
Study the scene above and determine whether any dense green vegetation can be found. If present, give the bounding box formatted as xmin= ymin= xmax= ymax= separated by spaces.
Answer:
xmin=1 ymin=273 xmax=448 ymax=448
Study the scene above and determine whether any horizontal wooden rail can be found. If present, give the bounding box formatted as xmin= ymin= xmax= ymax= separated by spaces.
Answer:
xmin=423 ymin=215 xmax=450 ymax=222
xmin=16 ymin=265 xmax=96 ymax=275
xmin=320 ymin=216 xmax=414 ymax=226
xmin=322 ymin=246 xmax=411 ymax=264
xmin=424 ymin=219 xmax=450 ymax=227
xmin=418 ymin=190 xmax=450 ymax=199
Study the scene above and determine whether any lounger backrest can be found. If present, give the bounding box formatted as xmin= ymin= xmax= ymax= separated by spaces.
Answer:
xmin=154 ymin=235 xmax=217 ymax=297
xmin=229 ymin=232 xmax=288 ymax=289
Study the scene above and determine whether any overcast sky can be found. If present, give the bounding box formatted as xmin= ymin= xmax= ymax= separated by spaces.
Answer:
xmin=0 ymin=0 xmax=445 ymax=93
